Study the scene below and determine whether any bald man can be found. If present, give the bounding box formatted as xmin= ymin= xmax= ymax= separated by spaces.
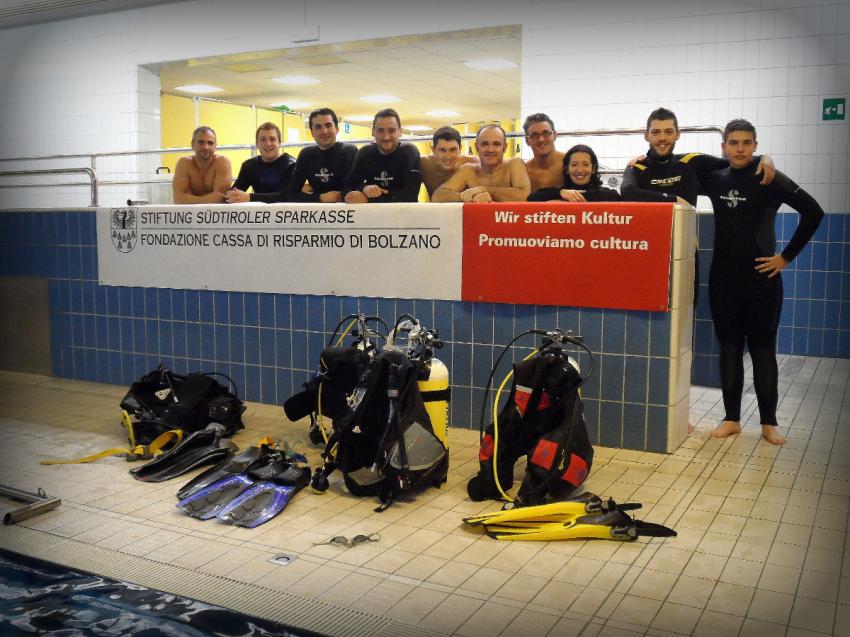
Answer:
xmin=432 ymin=124 xmax=530 ymax=202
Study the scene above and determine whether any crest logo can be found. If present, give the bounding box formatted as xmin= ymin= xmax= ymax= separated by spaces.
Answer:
xmin=111 ymin=208 xmax=137 ymax=253
xmin=316 ymin=167 xmax=332 ymax=183
xmin=720 ymin=189 xmax=746 ymax=208
xmin=375 ymin=170 xmax=393 ymax=189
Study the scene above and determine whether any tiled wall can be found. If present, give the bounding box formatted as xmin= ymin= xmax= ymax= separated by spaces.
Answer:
xmin=692 ymin=210 xmax=850 ymax=387
xmin=1 ymin=208 xmax=682 ymax=452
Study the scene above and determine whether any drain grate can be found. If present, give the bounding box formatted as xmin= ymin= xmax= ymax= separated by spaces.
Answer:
xmin=0 ymin=526 xmax=450 ymax=637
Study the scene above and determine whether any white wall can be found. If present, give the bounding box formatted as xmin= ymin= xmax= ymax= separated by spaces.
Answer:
xmin=0 ymin=0 xmax=847 ymax=210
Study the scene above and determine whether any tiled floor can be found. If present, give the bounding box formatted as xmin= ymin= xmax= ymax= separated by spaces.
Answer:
xmin=0 ymin=354 xmax=847 ymax=637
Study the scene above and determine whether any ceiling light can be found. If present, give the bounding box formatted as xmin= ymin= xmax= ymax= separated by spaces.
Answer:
xmin=405 ymin=125 xmax=431 ymax=131
xmin=272 ymin=75 xmax=321 ymax=85
xmin=359 ymin=94 xmax=400 ymax=103
xmin=345 ymin=115 xmax=374 ymax=122
xmin=173 ymin=84 xmax=223 ymax=94
xmin=463 ymin=57 xmax=518 ymax=70
xmin=425 ymin=109 xmax=461 ymax=118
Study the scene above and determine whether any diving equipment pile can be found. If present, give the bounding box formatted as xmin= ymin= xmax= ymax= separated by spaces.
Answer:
xmin=463 ymin=492 xmax=677 ymax=542
xmin=120 ymin=365 xmax=246 ymax=444
xmin=467 ymin=329 xmax=594 ymax=506
xmin=284 ymin=314 xmax=388 ymax=446
xmin=291 ymin=313 xmax=450 ymax=510
xmin=174 ymin=439 xmax=310 ymax=528
xmin=129 ymin=427 xmax=238 ymax=482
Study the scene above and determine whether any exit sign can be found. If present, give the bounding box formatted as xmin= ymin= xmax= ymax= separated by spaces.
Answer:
xmin=823 ymin=98 xmax=845 ymax=120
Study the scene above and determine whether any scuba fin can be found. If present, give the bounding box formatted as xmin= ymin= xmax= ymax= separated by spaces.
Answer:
xmin=130 ymin=428 xmax=236 ymax=482
xmin=175 ymin=449 xmax=310 ymax=526
xmin=463 ymin=492 xmax=639 ymax=526
xmin=483 ymin=507 xmax=677 ymax=542
xmin=176 ymin=437 xmax=278 ymax=500
xmin=214 ymin=465 xmax=311 ymax=528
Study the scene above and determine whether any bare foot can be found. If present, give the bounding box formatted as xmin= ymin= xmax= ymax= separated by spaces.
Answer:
xmin=710 ymin=420 xmax=742 ymax=439
xmin=761 ymin=425 xmax=786 ymax=446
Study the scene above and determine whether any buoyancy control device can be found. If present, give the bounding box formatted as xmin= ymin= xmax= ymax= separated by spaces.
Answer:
xmin=467 ymin=329 xmax=594 ymax=507
xmin=120 ymin=365 xmax=245 ymax=444
xmin=306 ymin=314 xmax=450 ymax=510
xmin=283 ymin=314 xmax=388 ymax=445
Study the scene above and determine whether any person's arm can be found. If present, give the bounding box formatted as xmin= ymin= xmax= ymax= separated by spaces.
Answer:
xmin=760 ymin=171 xmax=824 ymax=272
xmin=287 ymin=152 xmax=318 ymax=203
xmin=226 ymin=159 xmax=253 ymax=203
xmin=343 ymin=147 xmax=369 ymax=203
xmin=431 ymin=167 xmax=469 ymax=202
xmin=383 ymin=145 xmax=422 ymax=203
xmin=483 ymin=158 xmax=531 ymax=202
xmin=584 ymin=186 xmax=621 ymax=202
xmin=687 ymin=153 xmax=775 ymax=185
xmin=620 ymin=165 xmax=686 ymax=204
xmin=172 ymin=158 xmax=226 ymax=204
xmin=325 ymin=144 xmax=357 ymax=203
xmin=526 ymin=187 xmax=562 ymax=202
xmin=213 ymin=156 xmax=233 ymax=196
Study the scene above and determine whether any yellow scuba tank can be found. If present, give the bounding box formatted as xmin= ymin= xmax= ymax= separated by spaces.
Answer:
xmin=419 ymin=357 xmax=449 ymax=448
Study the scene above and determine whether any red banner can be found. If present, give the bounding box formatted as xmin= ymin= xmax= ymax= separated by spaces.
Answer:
xmin=461 ymin=202 xmax=675 ymax=311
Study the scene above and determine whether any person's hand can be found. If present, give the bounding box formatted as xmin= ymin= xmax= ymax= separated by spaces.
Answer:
xmin=363 ymin=184 xmax=388 ymax=199
xmin=755 ymin=155 xmax=775 ymax=185
xmin=344 ymin=190 xmax=369 ymax=204
xmin=319 ymin=190 xmax=343 ymax=203
xmin=755 ymin=253 xmax=788 ymax=277
xmin=471 ymin=191 xmax=492 ymax=203
xmin=627 ymin=154 xmax=647 ymax=167
xmin=301 ymin=183 xmax=314 ymax=194
xmin=461 ymin=186 xmax=488 ymax=202
xmin=559 ymin=189 xmax=586 ymax=202
xmin=225 ymin=188 xmax=249 ymax=203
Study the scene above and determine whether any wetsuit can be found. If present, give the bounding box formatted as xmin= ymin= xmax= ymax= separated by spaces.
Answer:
xmin=527 ymin=178 xmax=621 ymax=202
xmin=344 ymin=142 xmax=422 ymax=203
xmin=232 ymin=154 xmax=296 ymax=203
xmin=700 ymin=165 xmax=823 ymax=426
xmin=288 ymin=142 xmax=357 ymax=202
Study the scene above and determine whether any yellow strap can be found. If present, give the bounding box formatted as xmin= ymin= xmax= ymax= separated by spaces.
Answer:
xmin=679 ymin=152 xmax=702 ymax=164
xmin=257 ymin=436 xmax=276 ymax=447
xmin=41 ymin=421 xmax=183 ymax=465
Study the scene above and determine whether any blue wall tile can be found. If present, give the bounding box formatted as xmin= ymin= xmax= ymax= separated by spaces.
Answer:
xmin=622 ymin=403 xmax=647 ymax=449
xmin=598 ymin=402 xmax=622 ymax=447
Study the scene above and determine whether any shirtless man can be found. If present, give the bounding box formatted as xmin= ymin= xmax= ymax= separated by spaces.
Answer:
xmin=418 ymin=126 xmax=478 ymax=199
xmin=432 ymin=124 xmax=531 ymax=202
xmin=172 ymin=126 xmax=232 ymax=204
xmin=523 ymin=113 xmax=564 ymax=192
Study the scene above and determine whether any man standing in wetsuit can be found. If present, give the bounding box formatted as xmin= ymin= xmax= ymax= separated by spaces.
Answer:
xmin=289 ymin=107 xmax=357 ymax=203
xmin=419 ymin=126 xmax=479 ymax=199
xmin=344 ymin=109 xmax=422 ymax=203
xmin=523 ymin=113 xmax=564 ymax=192
xmin=432 ymin=124 xmax=531 ymax=202
xmin=700 ymin=119 xmax=823 ymax=446
xmin=172 ymin=126 xmax=232 ymax=204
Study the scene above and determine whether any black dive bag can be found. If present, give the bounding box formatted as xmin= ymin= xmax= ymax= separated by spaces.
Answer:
xmin=467 ymin=330 xmax=594 ymax=506
xmin=120 ymin=365 xmax=245 ymax=444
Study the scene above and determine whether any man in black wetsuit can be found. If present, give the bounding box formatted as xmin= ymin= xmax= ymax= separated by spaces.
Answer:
xmin=288 ymin=107 xmax=357 ymax=203
xmin=344 ymin=108 xmax=422 ymax=204
xmin=226 ymin=122 xmax=295 ymax=203
xmin=701 ymin=119 xmax=823 ymax=446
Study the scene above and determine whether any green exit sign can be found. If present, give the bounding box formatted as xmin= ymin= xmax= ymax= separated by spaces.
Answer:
xmin=823 ymin=98 xmax=845 ymax=120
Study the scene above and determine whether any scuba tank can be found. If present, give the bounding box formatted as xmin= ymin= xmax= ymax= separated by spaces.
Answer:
xmin=467 ymin=329 xmax=595 ymax=507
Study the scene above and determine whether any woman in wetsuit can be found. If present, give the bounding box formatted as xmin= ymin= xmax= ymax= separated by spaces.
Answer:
xmin=701 ymin=119 xmax=823 ymax=445
xmin=527 ymin=144 xmax=620 ymax=202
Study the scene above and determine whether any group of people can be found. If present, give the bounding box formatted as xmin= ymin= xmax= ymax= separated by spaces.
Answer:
xmin=171 ymin=106 xmax=824 ymax=448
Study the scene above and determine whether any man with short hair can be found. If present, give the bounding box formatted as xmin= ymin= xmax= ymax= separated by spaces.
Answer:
xmin=699 ymin=119 xmax=823 ymax=446
xmin=344 ymin=109 xmax=422 ymax=203
xmin=226 ymin=122 xmax=295 ymax=203
xmin=523 ymin=113 xmax=564 ymax=192
xmin=432 ymin=124 xmax=531 ymax=203
xmin=289 ymin=108 xmax=357 ymax=203
xmin=419 ymin=126 xmax=479 ymax=199
xmin=172 ymin=126 xmax=232 ymax=204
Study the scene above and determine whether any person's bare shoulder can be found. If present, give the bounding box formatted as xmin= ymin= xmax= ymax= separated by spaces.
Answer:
xmin=174 ymin=156 xmax=192 ymax=171
xmin=458 ymin=155 xmax=479 ymax=166
xmin=213 ymin=154 xmax=232 ymax=169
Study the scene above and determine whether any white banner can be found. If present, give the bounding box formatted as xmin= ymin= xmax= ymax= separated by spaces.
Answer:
xmin=97 ymin=203 xmax=463 ymax=300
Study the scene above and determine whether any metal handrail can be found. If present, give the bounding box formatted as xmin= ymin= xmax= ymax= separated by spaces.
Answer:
xmin=0 ymin=168 xmax=98 ymax=207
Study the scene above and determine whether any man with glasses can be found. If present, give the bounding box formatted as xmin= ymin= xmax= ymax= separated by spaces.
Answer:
xmin=523 ymin=113 xmax=564 ymax=192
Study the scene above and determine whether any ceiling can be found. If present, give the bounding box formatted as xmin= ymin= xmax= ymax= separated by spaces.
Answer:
xmin=153 ymin=26 xmax=521 ymax=132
